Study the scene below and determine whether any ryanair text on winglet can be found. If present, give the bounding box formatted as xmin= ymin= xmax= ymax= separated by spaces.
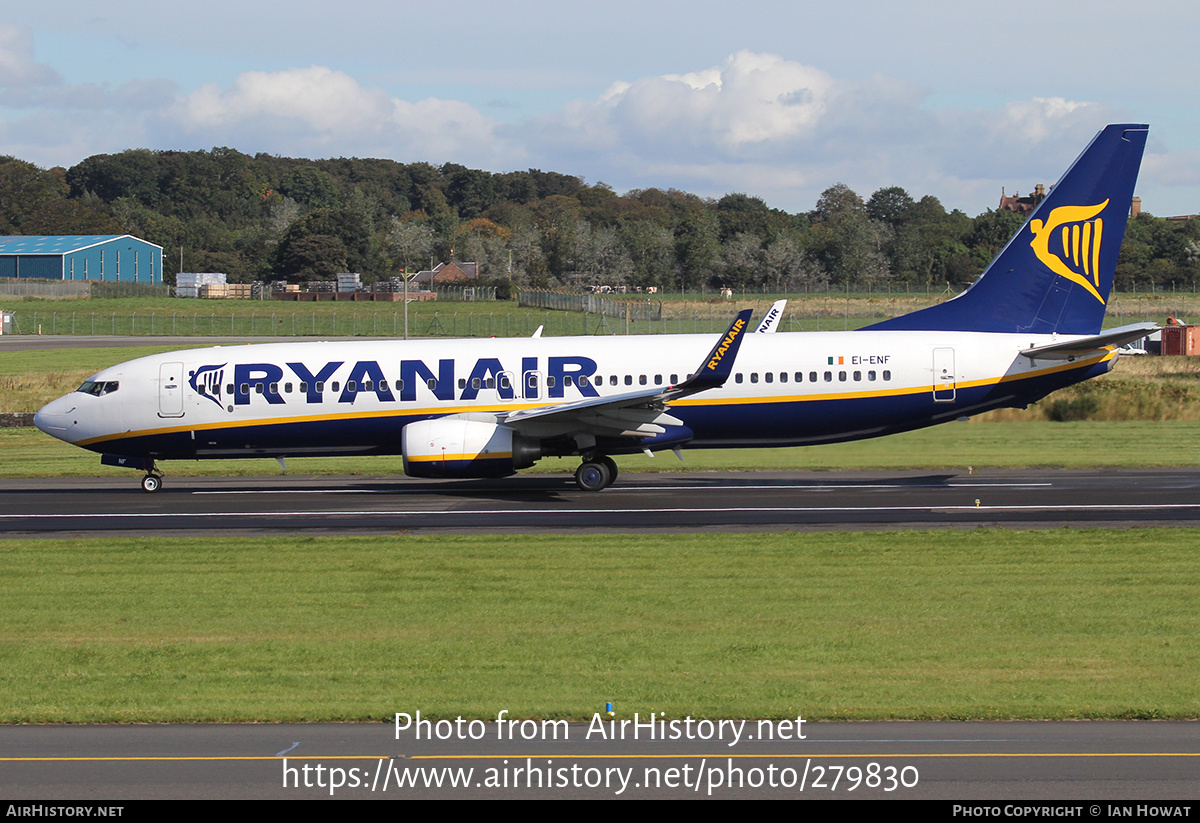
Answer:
xmin=706 ymin=318 xmax=747 ymax=371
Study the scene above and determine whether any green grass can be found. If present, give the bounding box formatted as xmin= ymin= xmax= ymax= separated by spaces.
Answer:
xmin=3 ymin=290 xmax=1188 ymax=338
xmin=1 ymin=530 xmax=1197 ymax=723
xmin=2 ymin=420 xmax=1198 ymax=479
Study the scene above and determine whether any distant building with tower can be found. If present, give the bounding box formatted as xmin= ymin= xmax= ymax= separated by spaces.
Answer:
xmin=999 ymin=184 xmax=1047 ymax=216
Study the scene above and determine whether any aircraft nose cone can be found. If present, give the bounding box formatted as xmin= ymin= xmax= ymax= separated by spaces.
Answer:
xmin=34 ymin=396 xmax=76 ymax=439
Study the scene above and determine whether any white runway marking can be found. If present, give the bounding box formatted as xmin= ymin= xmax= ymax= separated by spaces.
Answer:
xmin=2 ymin=503 xmax=1198 ymax=520
xmin=190 ymin=482 xmax=1053 ymax=495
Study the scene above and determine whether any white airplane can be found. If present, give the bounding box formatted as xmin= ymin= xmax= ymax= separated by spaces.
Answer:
xmin=35 ymin=124 xmax=1154 ymax=493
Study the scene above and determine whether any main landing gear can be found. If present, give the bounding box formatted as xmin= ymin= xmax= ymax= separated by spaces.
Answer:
xmin=574 ymin=455 xmax=618 ymax=491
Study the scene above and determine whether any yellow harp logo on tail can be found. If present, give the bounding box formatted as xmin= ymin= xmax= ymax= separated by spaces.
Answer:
xmin=1029 ymin=199 xmax=1109 ymax=304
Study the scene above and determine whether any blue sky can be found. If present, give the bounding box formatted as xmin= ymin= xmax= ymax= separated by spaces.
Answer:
xmin=2 ymin=0 xmax=1197 ymax=216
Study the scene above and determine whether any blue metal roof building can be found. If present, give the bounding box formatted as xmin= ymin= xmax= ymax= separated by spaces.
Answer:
xmin=0 ymin=235 xmax=163 ymax=285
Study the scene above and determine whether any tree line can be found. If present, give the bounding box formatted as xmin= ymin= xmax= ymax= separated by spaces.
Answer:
xmin=0 ymin=148 xmax=1196 ymax=292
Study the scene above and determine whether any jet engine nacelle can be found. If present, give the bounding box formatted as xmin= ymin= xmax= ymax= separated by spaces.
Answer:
xmin=402 ymin=417 xmax=541 ymax=478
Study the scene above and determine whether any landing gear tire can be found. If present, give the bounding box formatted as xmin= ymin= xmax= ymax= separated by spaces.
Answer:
xmin=575 ymin=460 xmax=612 ymax=492
xmin=598 ymin=455 xmax=618 ymax=484
xmin=141 ymin=474 xmax=162 ymax=493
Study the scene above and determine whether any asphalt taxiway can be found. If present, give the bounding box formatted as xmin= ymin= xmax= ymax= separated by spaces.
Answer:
xmin=1 ymin=721 xmax=1197 ymax=799
xmin=1 ymin=468 xmax=1198 ymax=535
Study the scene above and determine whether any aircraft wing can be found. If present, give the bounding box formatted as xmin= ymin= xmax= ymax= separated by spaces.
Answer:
xmin=501 ymin=309 xmax=753 ymax=439
xmin=1019 ymin=322 xmax=1160 ymax=360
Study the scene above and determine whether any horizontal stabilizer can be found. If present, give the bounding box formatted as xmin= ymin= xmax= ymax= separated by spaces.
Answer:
xmin=1020 ymin=322 xmax=1159 ymax=360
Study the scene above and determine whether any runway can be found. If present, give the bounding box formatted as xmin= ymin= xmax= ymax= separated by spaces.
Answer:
xmin=2 ymin=468 xmax=1199 ymax=534
xmin=1 ymin=721 xmax=1197 ymax=799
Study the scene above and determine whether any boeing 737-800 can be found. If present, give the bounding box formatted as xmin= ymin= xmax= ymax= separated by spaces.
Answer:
xmin=35 ymin=124 xmax=1153 ymax=492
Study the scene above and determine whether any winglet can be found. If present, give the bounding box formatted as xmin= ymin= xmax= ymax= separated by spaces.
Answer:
xmin=755 ymin=300 xmax=787 ymax=333
xmin=674 ymin=308 xmax=753 ymax=394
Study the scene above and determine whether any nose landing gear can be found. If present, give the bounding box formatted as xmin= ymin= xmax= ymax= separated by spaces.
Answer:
xmin=141 ymin=466 xmax=164 ymax=493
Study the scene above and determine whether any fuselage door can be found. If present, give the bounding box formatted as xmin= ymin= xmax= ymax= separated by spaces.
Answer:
xmin=522 ymin=370 xmax=543 ymax=401
xmin=159 ymin=361 xmax=185 ymax=418
xmin=932 ymin=348 xmax=956 ymax=402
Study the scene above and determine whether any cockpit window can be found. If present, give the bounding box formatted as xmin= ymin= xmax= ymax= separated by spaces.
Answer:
xmin=77 ymin=380 xmax=119 ymax=397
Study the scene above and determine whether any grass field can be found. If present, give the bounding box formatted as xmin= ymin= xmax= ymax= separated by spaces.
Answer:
xmin=1 ymin=530 xmax=1197 ymax=723
xmin=2 ymin=288 xmax=1192 ymax=339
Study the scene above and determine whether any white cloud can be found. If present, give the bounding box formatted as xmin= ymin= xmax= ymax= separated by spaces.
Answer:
xmin=519 ymin=52 xmax=1121 ymax=211
xmin=0 ymin=24 xmax=61 ymax=107
xmin=0 ymin=25 xmax=59 ymax=89
xmin=179 ymin=66 xmax=389 ymax=132
xmin=1 ymin=32 xmax=1193 ymax=216
xmin=168 ymin=65 xmax=504 ymax=163
xmin=532 ymin=51 xmax=837 ymax=162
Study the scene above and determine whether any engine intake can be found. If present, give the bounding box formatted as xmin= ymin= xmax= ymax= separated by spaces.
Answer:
xmin=402 ymin=418 xmax=541 ymax=478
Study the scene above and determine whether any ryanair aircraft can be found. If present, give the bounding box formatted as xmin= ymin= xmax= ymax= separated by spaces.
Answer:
xmin=35 ymin=124 xmax=1153 ymax=492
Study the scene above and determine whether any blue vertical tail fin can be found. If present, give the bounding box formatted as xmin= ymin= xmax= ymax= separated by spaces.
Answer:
xmin=866 ymin=124 xmax=1148 ymax=335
